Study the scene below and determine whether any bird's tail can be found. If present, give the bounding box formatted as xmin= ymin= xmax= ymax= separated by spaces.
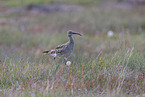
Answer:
xmin=43 ymin=50 xmax=50 ymax=54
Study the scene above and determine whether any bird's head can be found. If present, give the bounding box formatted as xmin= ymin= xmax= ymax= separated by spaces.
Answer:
xmin=67 ymin=30 xmax=82 ymax=37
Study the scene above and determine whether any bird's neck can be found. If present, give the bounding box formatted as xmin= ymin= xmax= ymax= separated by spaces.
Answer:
xmin=69 ymin=36 xmax=74 ymax=43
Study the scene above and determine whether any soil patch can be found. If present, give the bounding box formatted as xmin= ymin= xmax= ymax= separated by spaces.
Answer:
xmin=2 ymin=3 xmax=84 ymax=14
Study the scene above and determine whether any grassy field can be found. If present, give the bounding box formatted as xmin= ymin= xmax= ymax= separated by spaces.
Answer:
xmin=0 ymin=0 xmax=145 ymax=97
xmin=1 ymin=0 xmax=102 ymax=7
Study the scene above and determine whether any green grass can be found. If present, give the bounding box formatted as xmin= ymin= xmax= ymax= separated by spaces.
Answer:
xmin=1 ymin=0 xmax=101 ymax=7
xmin=0 ymin=0 xmax=145 ymax=96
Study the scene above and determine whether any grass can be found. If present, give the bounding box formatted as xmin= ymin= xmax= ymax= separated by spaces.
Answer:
xmin=0 ymin=46 xmax=144 ymax=97
xmin=1 ymin=0 xmax=102 ymax=7
xmin=0 ymin=0 xmax=145 ymax=97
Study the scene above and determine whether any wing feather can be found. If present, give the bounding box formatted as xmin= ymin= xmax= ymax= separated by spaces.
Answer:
xmin=43 ymin=42 xmax=69 ymax=57
xmin=55 ymin=42 xmax=69 ymax=54
xmin=55 ymin=42 xmax=67 ymax=50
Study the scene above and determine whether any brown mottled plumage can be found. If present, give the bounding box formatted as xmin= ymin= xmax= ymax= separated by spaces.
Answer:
xmin=43 ymin=30 xmax=81 ymax=66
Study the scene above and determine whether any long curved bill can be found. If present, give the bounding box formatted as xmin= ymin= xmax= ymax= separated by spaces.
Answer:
xmin=72 ymin=32 xmax=82 ymax=36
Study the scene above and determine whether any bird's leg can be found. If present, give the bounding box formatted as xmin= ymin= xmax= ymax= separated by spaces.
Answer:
xmin=64 ymin=57 xmax=67 ymax=66
xmin=54 ymin=57 xmax=57 ymax=67
xmin=53 ymin=57 xmax=59 ymax=78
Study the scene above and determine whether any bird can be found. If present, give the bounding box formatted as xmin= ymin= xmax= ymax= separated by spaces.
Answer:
xmin=43 ymin=30 xmax=82 ymax=66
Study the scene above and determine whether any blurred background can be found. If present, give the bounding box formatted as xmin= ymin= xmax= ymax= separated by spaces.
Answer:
xmin=0 ymin=0 xmax=145 ymax=59
xmin=0 ymin=0 xmax=145 ymax=96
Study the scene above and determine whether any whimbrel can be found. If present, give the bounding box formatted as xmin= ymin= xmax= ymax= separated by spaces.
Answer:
xmin=43 ymin=30 xmax=82 ymax=66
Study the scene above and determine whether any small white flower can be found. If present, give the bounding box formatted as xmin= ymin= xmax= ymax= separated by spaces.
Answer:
xmin=107 ymin=30 xmax=114 ymax=37
xmin=66 ymin=61 xmax=71 ymax=66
